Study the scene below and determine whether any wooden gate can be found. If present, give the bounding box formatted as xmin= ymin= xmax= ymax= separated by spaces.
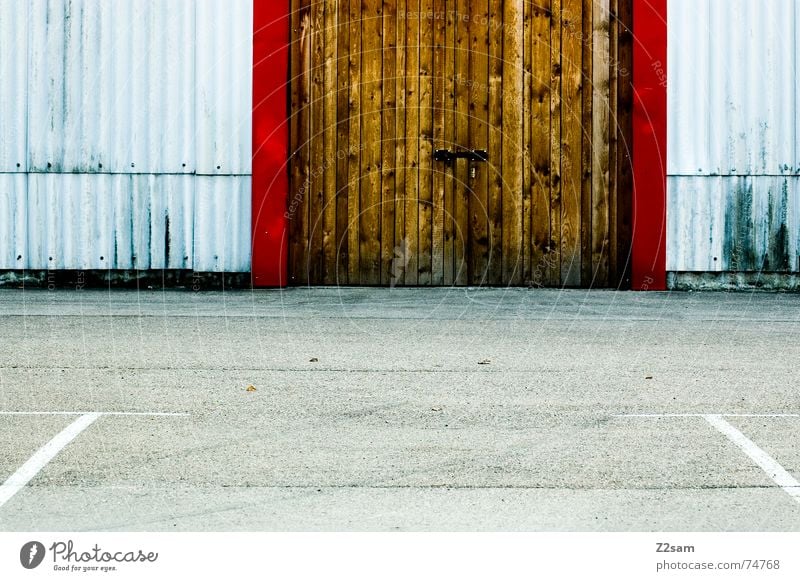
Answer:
xmin=288 ymin=0 xmax=632 ymax=287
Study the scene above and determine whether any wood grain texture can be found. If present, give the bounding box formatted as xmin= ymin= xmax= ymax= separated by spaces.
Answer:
xmin=468 ymin=0 xmax=490 ymax=285
xmin=581 ymin=0 xmax=593 ymax=285
xmin=309 ymin=0 xmax=325 ymax=283
xmin=442 ymin=4 xmax=456 ymax=286
xmin=289 ymin=0 xmax=312 ymax=285
xmin=560 ymin=0 xmax=582 ymax=287
xmin=592 ymin=0 xmax=611 ymax=286
xmin=501 ymin=0 xmax=524 ymax=285
xmin=531 ymin=0 xmax=552 ymax=288
xmin=287 ymin=0 xmax=631 ymax=288
xmin=404 ymin=1 xmax=421 ymax=285
xmin=453 ymin=0 xmax=470 ymax=286
xmin=548 ymin=0 xmax=563 ymax=286
xmin=359 ymin=0 xmax=382 ymax=284
xmin=431 ymin=0 xmax=446 ymax=285
xmin=395 ymin=0 xmax=408 ymax=286
xmin=335 ymin=0 xmax=350 ymax=283
xmin=322 ymin=0 xmax=338 ymax=283
xmin=346 ymin=0 xmax=361 ymax=281
xmin=381 ymin=0 xmax=397 ymax=285
xmin=608 ymin=0 xmax=619 ymax=286
xmin=615 ymin=0 xmax=634 ymax=288
xmin=487 ymin=0 xmax=504 ymax=284
xmin=417 ymin=3 xmax=434 ymax=284
xmin=522 ymin=0 xmax=533 ymax=283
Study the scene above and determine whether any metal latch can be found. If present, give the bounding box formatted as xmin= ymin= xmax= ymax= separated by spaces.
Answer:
xmin=433 ymin=149 xmax=489 ymax=164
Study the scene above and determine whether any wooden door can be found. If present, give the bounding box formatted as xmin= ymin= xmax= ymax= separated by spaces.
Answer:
xmin=288 ymin=0 xmax=632 ymax=287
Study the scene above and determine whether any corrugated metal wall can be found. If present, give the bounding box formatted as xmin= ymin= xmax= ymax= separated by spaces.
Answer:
xmin=0 ymin=0 xmax=253 ymax=272
xmin=668 ymin=0 xmax=800 ymax=272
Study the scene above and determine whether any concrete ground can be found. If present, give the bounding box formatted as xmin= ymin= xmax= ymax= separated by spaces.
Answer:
xmin=0 ymin=287 xmax=799 ymax=531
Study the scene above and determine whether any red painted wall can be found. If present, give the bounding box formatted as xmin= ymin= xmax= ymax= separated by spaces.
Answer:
xmin=252 ymin=0 xmax=290 ymax=287
xmin=632 ymin=0 xmax=667 ymax=290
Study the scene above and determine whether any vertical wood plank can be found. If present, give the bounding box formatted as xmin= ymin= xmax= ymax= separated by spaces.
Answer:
xmin=418 ymin=2 xmax=434 ymax=284
xmin=346 ymin=0 xmax=362 ymax=281
xmin=608 ymin=0 xmax=619 ymax=285
xmin=468 ymin=0 xmax=490 ymax=285
xmin=290 ymin=1 xmax=312 ymax=285
xmin=502 ymin=0 xmax=524 ymax=285
xmin=561 ymin=0 xmax=582 ymax=286
xmin=431 ymin=0 xmax=446 ymax=285
xmin=405 ymin=2 xmax=421 ymax=285
xmin=592 ymin=0 xmax=611 ymax=286
xmin=322 ymin=0 xmax=338 ymax=283
xmin=289 ymin=0 xmax=300 ymax=282
xmin=548 ymin=0 xmax=562 ymax=286
xmin=335 ymin=0 xmax=351 ymax=283
xmin=309 ymin=0 xmax=325 ymax=283
xmin=381 ymin=1 xmax=397 ymax=284
xmin=360 ymin=0 xmax=382 ymax=284
xmin=580 ymin=0 xmax=594 ymax=286
xmin=454 ymin=0 xmax=471 ymax=285
xmin=615 ymin=0 xmax=634 ymax=287
xmin=442 ymin=4 xmax=457 ymax=286
xmin=531 ymin=0 xmax=552 ymax=288
xmin=487 ymin=0 xmax=504 ymax=284
xmin=522 ymin=0 xmax=533 ymax=284
xmin=395 ymin=0 xmax=408 ymax=285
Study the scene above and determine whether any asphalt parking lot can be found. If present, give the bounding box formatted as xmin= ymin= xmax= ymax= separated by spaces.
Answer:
xmin=0 ymin=287 xmax=799 ymax=531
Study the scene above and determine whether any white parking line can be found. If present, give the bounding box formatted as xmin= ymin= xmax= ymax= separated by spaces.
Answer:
xmin=704 ymin=414 xmax=800 ymax=504
xmin=0 ymin=411 xmax=189 ymax=416
xmin=0 ymin=413 xmax=101 ymax=509
xmin=616 ymin=412 xmax=800 ymax=505
xmin=0 ymin=411 xmax=190 ymax=510
xmin=617 ymin=413 xmax=800 ymax=418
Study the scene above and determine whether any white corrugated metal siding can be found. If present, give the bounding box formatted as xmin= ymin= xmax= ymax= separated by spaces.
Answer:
xmin=0 ymin=1 xmax=28 ymax=173
xmin=668 ymin=0 xmax=800 ymax=272
xmin=0 ymin=0 xmax=253 ymax=272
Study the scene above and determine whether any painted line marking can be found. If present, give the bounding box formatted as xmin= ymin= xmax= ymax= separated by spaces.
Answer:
xmin=616 ymin=414 xmax=800 ymax=418
xmin=0 ymin=411 xmax=189 ymax=510
xmin=0 ymin=411 xmax=189 ymax=417
xmin=703 ymin=414 xmax=800 ymax=504
xmin=0 ymin=413 xmax=101 ymax=509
